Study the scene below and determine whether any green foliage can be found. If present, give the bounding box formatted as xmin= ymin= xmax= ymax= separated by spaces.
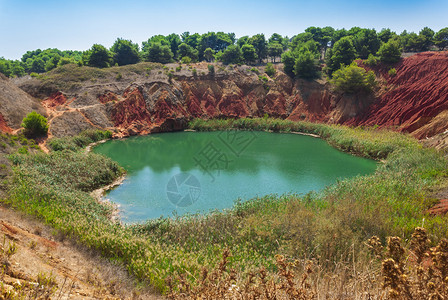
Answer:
xmin=378 ymin=39 xmax=402 ymax=64
xmin=281 ymin=51 xmax=295 ymax=77
xmin=248 ymin=34 xmax=267 ymax=63
xmin=143 ymin=43 xmax=173 ymax=64
xmin=378 ymin=28 xmax=397 ymax=43
xmin=434 ymin=27 xmax=448 ymax=50
xmin=181 ymin=56 xmax=191 ymax=64
xmin=47 ymin=129 xmax=112 ymax=152
xmin=220 ymin=45 xmax=243 ymax=65
xmin=388 ymin=68 xmax=397 ymax=77
xmin=207 ymin=64 xmax=215 ymax=75
xmin=30 ymin=57 xmax=46 ymax=73
xmin=84 ymin=44 xmax=112 ymax=68
xmin=21 ymin=112 xmax=49 ymax=137
xmin=364 ymin=53 xmax=379 ymax=66
xmin=110 ymin=38 xmax=140 ymax=66
xmin=267 ymin=43 xmax=283 ymax=62
xmin=204 ymin=48 xmax=215 ymax=62
xmin=178 ymin=43 xmax=198 ymax=62
xmin=353 ymin=28 xmax=381 ymax=59
xmin=241 ymin=44 xmax=258 ymax=64
xmin=249 ymin=67 xmax=260 ymax=74
xmin=326 ymin=36 xmax=357 ymax=76
xmin=293 ymin=50 xmax=319 ymax=79
xmin=265 ymin=62 xmax=275 ymax=77
xmin=330 ymin=62 xmax=376 ymax=93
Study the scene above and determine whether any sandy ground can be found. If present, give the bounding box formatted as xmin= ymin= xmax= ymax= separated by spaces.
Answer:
xmin=0 ymin=205 xmax=163 ymax=299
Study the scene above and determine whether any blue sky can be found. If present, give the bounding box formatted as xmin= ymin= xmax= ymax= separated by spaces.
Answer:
xmin=0 ymin=0 xmax=447 ymax=59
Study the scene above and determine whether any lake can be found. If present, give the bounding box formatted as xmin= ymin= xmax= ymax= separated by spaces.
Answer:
xmin=93 ymin=131 xmax=377 ymax=222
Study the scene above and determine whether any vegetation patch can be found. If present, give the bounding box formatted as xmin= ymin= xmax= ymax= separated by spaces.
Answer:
xmin=3 ymin=120 xmax=448 ymax=297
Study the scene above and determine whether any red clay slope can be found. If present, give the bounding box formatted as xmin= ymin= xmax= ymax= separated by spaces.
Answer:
xmin=346 ymin=52 xmax=448 ymax=138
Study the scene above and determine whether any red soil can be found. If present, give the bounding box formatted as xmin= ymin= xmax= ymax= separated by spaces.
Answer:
xmin=42 ymin=92 xmax=67 ymax=108
xmin=346 ymin=52 xmax=448 ymax=137
xmin=98 ymin=91 xmax=119 ymax=104
xmin=0 ymin=113 xmax=13 ymax=133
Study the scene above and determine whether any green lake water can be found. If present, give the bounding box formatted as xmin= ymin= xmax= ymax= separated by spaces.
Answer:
xmin=93 ymin=131 xmax=377 ymax=223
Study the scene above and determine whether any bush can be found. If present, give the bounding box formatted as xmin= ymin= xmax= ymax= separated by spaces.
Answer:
xmin=388 ymin=68 xmax=397 ymax=77
xmin=330 ymin=62 xmax=376 ymax=93
xmin=181 ymin=56 xmax=191 ymax=64
xmin=378 ymin=40 xmax=402 ymax=64
xmin=21 ymin=112 xmax=49 ymax=138
xmin=265 ymin=63 xmax=276 ymax=77
xmin=293 ymin=50 xmax=319 ymax=79
xmin=207 ymin=64 xmax=215 ymax=75
xmin=365 ymin=54 xmax=379 ymax=66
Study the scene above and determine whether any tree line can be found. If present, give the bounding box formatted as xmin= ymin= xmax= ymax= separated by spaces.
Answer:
xmin=0 ymin=27 xmax=447 ymax=80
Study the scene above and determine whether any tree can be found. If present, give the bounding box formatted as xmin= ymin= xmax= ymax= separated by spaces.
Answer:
xmin=45 ymin=55 xmax=61 ymax=71
xmin=378 ymin=28 xmax=396 ymax=43
xmin=281 ymin=51 xmax=295 ymax=77
xmin=204 ymin=48 xmax=215 ymax=62
xmin=110 ymin=38 xmax=140 ymax=66
xmin=21 ymin=112 xmax=49 ymax=137
xmin=330 ymin=62 xmax=376 ymax=94
xmin=237 ymin=36 xmax=250 ymax=48
xmin=241 ymin=44 xmax=258 ymax=64
xmin=166 ymin=33 xmax=182 ymax=58
xmin=85 ymin=44 xmax=112 ymax=68
xmin=143 ymin=43 xmax=173 ymax=64
xmin=419 ymin=27 xmax=435 ymax=50
xmin=406 ymin=33 xmax=427 ymax=52
xmin=434 ymin=27 xmax=448 ymax=50
xmin=294 ymin=50 xmax=319 ymax=79
xmin=178 ymin=43 xmax=198 ymax=62
xmin=30 ymin=57 xmax=46 ymax=73
xmin=353 ymin=29 xmax=381 ymax=59
xmin=11 ymin=61 xmax=26 ymax=77
xmin=377 ymin=40 xmax=402 ymax=64
xmin=268 ymin=43 xmax=283 ymax=63
xmin=265 ymin=63 xmax=276 ymax=77
xmin=0 ymin=59 xmax=11 ymax=77
xmin=249 ymin=34 xmax=267 ymax=63
xmin=220 ymin=45 xmax=242 ymax=65
xmin=326 ymin=36 xmax=356 ymax=75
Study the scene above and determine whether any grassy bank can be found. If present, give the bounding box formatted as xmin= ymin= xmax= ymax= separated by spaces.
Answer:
xmin=3 ymin=120 xmax=448 ymax=296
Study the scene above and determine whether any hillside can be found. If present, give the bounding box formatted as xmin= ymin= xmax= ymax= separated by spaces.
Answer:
xmin=4 ymin=52 xmax=446 ymax=143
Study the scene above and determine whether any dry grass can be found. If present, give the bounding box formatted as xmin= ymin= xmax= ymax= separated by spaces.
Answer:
xmin=166 ymin=227 xmax=448 ymax=299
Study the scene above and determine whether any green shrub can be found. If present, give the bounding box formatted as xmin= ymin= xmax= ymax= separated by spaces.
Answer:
xmin=21 ymin=112 xmax=49 ymax=138
xmin=47 ymin=129 xmax=112 ymax=152
xmin=175 ymin=66 xmax=182 ymax=72
xmin=249 ymin=67 xmax=259 ymax=74
xmin=207 ymin=64 xmax=215 ymax=75
xmin=192 ymin=68 xmax=197 ymax=76
xmin=181 ymin=56 xmax=191 ymax=64
xmin=265 ymin=63 xmax=276 ymax=77
xmin=388 ymin=68 xmax=397 ymax=77
xmin=330 ymin=62 xmax=376 ymax=93
xmin=365 ymin=54 xmax=379 ymax=66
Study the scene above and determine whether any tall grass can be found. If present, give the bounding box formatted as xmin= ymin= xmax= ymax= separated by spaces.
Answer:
xmin=3 ymin=120 xmax=448 ymax=296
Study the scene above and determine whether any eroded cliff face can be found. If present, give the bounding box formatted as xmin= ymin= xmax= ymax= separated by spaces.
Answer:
xmin=16 ymin=63 xmax=350 ymax=138
xmin=0 ymin=74 xmax=46 ymax=133
xmin=346 ymin=52 xmax=448 ymax=138
xmin=6 ymin=52 xmax=448 ymax=141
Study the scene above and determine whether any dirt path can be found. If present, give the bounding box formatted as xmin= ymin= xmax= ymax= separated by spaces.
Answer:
xmin=0 ymin=205 xmax=163 ymax=299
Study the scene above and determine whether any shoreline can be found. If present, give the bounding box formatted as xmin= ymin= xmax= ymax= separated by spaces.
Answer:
xmin=90 ymin=174 xmax=126 ymax=222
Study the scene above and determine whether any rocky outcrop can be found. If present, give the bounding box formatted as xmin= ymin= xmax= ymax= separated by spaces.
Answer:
xmin=346 ymin=52 xmax=448 ymax=138
xmin=6 ymin=52 xmax=448 ymax=140
xmin=0 ymin=74 xmax=46 ymax=130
